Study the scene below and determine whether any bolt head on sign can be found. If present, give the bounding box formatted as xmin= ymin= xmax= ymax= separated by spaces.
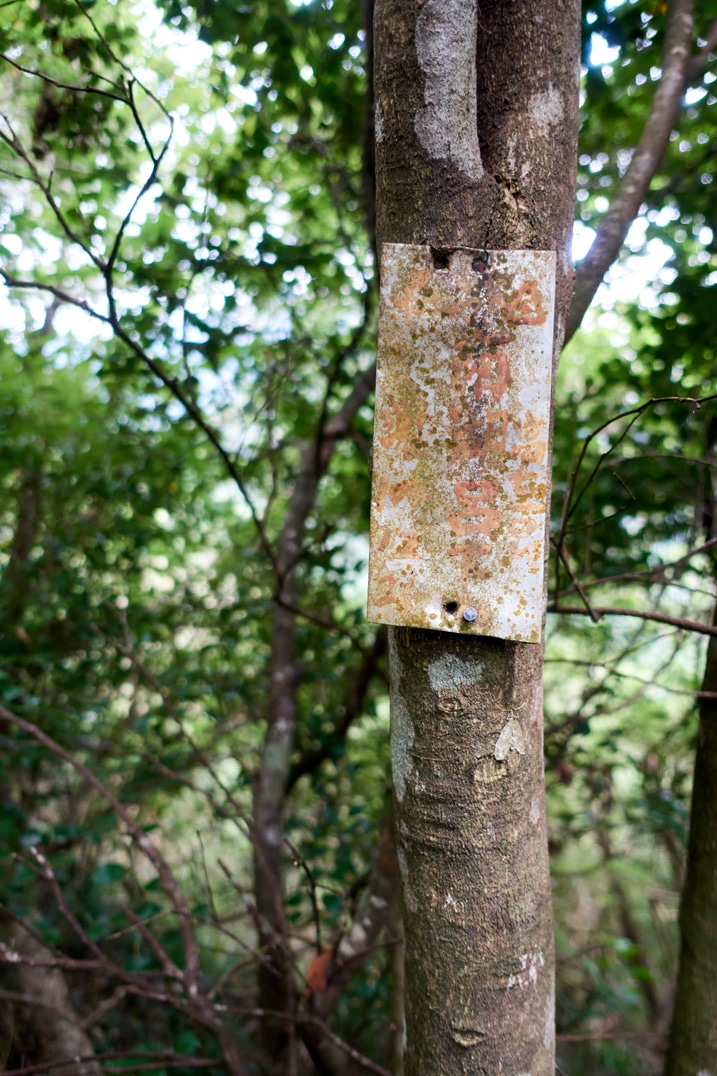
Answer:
xmin=366 ymin=244 xmax=556 ymax=643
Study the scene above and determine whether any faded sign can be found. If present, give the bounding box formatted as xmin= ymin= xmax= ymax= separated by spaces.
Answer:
xmin=366 ymin=244 xmax=555 ymax=643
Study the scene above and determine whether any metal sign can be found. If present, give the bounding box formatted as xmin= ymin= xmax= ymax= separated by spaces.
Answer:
xmin=367 ymin=244 xmax=556 ymax=643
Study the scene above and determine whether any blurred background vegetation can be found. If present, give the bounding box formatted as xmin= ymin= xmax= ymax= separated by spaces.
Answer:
xmin=0 ymin=0 xmax=716 ymax=1073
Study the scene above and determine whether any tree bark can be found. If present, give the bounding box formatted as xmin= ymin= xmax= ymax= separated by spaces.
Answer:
xmin=665 ymin=609 xmax=717 ymax=1075
xmin=4 ymin=923 xmax=102 ymax=1076
xmin=373 ymin=1 xmax=581 ymax=1072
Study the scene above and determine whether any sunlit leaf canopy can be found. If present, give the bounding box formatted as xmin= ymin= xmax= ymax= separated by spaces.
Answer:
xmin=0 ymin=0 xmax=716 ymax=1072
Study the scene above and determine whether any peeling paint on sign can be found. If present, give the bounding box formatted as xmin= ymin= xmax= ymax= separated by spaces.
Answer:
xmin=366 ymin=244 xmax=556 ymax=643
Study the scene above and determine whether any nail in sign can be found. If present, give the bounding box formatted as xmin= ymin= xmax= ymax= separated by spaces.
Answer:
xmin=367 ymin=244 xmax=556 ymax=643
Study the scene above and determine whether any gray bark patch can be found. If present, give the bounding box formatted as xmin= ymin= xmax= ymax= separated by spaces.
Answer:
xmin=494 ymin=717 xmax=525 ymax=761
xmin=527 ymin=83 xmax=564 ymax=133
xmin=428 ymin=653 xmax=483 ymax=692
xmin=389 ymin=630 xmax=414 ymax=801
xmin=375 ymin=99 xmax=385 ymax=144
xmin=414 ymin=0 xmax=483 ymax=177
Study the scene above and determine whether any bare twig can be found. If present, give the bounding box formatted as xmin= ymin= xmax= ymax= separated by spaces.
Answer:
xmin=0 ymin=115 xmax=103 ymax=269
xmin=685 ymin=16 xmax=717 ymax=81
xmin=0 ymin=52 xmax=126 ymax=101
xmin=0 ymin=707 xmax=202 ymax=995
xmin=553 ymin=540 xmax=602 ymax=624
xmin=558 ymin=394 xmax=715 ymax=543
xmin=1 ymin=1053 xmax=218 ymax=1076
xmin=554 ymin=537 xmax=717 ymax=601
xmin=285 ymin=838 xmax=322 ymax=951
xmin=548 ymin=603 xmax=717 ymax=637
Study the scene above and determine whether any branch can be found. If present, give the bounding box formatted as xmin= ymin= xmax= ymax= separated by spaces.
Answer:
xmin=0 ymin=271 xmax=275 ymax=568
xmin=548 ymin=602 xmax=717 ymax=637
xmin=565 ymin=0 xmax=695 ymax=343
xmin=685 ymin=16 xmax=717 ymax=82
xmin=300 ymin=812 xmax=398 ymax=1072
xmin=0 ymin=706 xmax=202 ymax=995
xmin=1 ymin=1054 xmax=218 ymax=1076
xmin=552 ymin=539 xmax=602 ymax=624
xmin=557 ymin=393 xmax=716 ymax=545
xmin=0 ymin=52 xmax=126 ymax=101
xmin=0 ymin=115 xmax=103 ymax=270
xmin=231 ymin=1007 xmax=391 ymax=1076
xmin=554 ymin=536 xmax=717 ymax=601
xmin=288 ymin=627 xmax=387 ymax=790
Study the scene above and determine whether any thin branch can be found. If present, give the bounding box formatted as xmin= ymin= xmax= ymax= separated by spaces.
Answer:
xmin=285 ymin=837 xmax=323 ymax=951
xmin=72 ymin=0 xmax=170 ymax=120
xmin=553 ymin=540 xmax=602 ymax=623
xmin=107 ymin=316 xmax=276 ymax=568
xmin=553 ymin=536 xmax=717 ymax=601
xmin=685 ymin=16 xmax=717 ymax=81
xmin=0 ymin=52 xmax=126 ymax=101
xmin=0 ymin=706 xmax=202 ymax=995
xmin=546 ymin=634 xmax=682 ymax=739
xmin=104 ymin=81 xmax=174 ymax=270
xmin=0 ymin=270 xmax=275 ymax=567
xmin=0 ymin=942 xmax=106 ymax=973
xmin=0 ymin=271 xmax=110 ymax=321
xmin=557 ymin=394 xmax=715 ymax=541
xmin=122 ymin=907 xmax=181 ymax=979
xmin=231 ymin=1008 xmax=391 ymax=1076
xmin=548 ymin=602 xmax=717 ymax=636
xmin=81 ymin=985 xmax=130 ymax=1029
xmin=565 ymin=0 xmax=696 ymax=343
xmin=300 ymin=1014 xmax=391 ymax=1076
xmin=1 ymin=1054 xmax=218 ymax=1076
xmin=0 ymin=116 xmax=103 ymax=269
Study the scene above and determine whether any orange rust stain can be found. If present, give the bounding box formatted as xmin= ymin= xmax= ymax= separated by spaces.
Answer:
xmin=503 ymin=280 xmax=547 ymax=326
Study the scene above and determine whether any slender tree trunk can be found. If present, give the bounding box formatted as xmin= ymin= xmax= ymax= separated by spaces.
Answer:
xmin=373 ymin=2 xmax=580 ymax=1072
xmin=253 ymin=449 xmax=318 ymax=1075
xmin=665 ymin=608 xmax=717 ymax=1075
xmin=3 ymin=922 xmax=102 ymax=1076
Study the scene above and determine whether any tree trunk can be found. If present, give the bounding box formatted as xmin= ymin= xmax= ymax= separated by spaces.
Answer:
xmin=4 ymin=922 xmax=102 ymax=1076
xmin=665 ymin=611 xmax=717 ymax=1075
xmin=373 ymin=2 xmax=581 ymax=1072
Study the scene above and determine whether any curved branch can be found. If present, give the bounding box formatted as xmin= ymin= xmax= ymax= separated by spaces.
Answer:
xmin=565 ymin=0 xmax=695 ymax=344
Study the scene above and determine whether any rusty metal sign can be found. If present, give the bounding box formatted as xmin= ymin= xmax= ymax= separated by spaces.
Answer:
xmin=366 ymin=244 xmax=556 ymax=643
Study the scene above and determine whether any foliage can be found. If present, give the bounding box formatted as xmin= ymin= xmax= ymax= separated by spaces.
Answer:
xmin=0 ymin=0 xmax=715 ymax=1073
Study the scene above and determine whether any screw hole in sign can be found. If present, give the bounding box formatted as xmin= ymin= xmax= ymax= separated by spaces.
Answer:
xmin=444 ymin=601 xmax=459 ymax=615
xmin=431 ymin=247 xmax=451 ymax=270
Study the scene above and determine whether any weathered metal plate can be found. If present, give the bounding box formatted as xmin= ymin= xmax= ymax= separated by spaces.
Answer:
xmin=367 ymin=244 xmax=555 ymax=643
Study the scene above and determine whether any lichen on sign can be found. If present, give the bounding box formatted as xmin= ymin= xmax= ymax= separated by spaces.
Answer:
xmin=366 ymin=243 xmax=556 ymax=643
